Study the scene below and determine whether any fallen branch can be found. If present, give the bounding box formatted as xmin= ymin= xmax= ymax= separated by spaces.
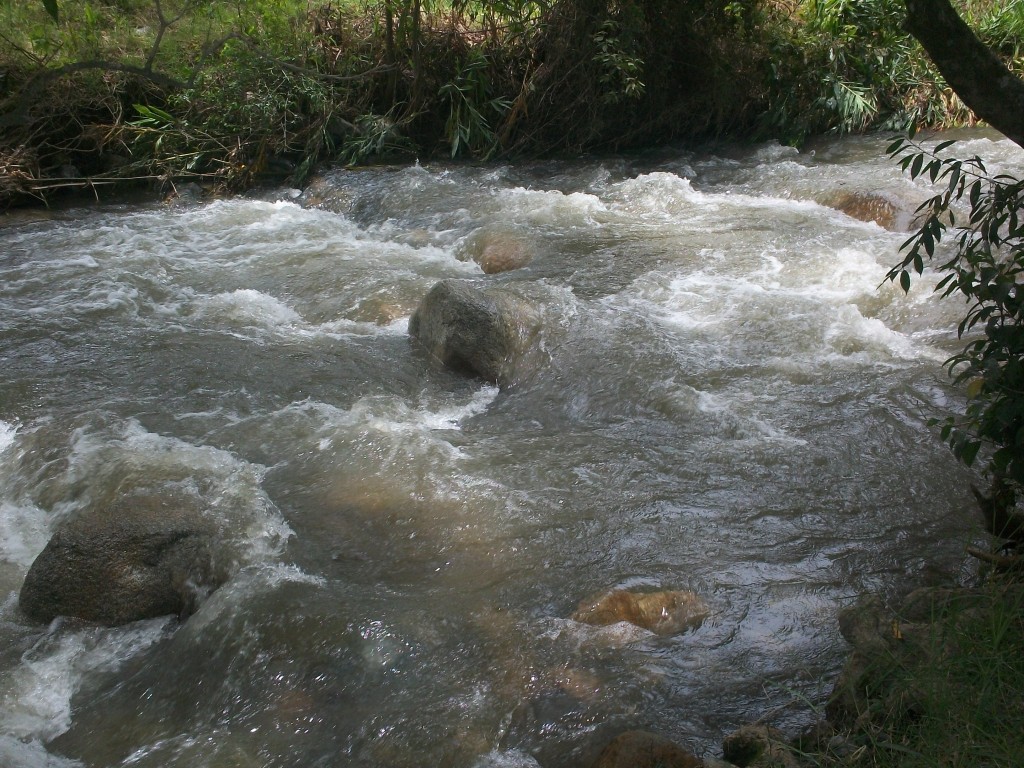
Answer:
xmin=966 ymin=546 xmax=1024 ymax=571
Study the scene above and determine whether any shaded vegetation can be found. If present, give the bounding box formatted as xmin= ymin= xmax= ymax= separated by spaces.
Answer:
xmin=800 ymin=584 xmax=1024 ymax=768
xmin=1 ymin=1 xmax=1022 ymax=204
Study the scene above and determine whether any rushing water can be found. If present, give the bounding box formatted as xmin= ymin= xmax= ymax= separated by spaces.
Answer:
xmin=1 ymin=130 xmax=1021 ymax=767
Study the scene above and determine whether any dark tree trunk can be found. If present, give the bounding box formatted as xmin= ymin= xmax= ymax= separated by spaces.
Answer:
xmin=904 ymin=0 xmax=1024 ymax=147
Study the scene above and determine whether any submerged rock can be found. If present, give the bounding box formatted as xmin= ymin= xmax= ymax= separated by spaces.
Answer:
xmin=820 ymin=190 xmax=900 ymax=230
xmin=722 ymin=724 xmax=802 ymax=768
xmin=408 ymin=279 xmax=540 ymax=386
xmin=461 ymin=228 xmax=535 ymax=274
xmin=572 ymin=589 xmax=709 ymax=636
xmin=20 ymin=493 xmax=223 ymax=625
xmin=592 ymin=731 xmax=703 ymax=768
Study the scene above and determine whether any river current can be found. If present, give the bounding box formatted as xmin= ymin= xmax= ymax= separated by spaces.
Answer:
xmin=1 ymin=131 xmax=1020 ymax=767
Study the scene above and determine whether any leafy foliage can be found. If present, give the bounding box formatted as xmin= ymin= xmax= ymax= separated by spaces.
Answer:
xmin=4 ymin=1 xmax=1024 ymax=203
xmin=439 ymin=49 xmax=509 ymax=158
xmin=759 ymin=0 xmax=979 ymax=143
xmin=42 ymin=0 xmax=58 ymax=24
xmin=887 ymin=132 xmax=1024 ymax=501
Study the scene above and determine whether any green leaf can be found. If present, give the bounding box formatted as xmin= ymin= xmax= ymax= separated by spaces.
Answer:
xmin=42 ymin=0 xmax=58 ymax=22
xmin=960 ymin=439 xmax=982 ymax=466
xmin=900 ymin=270 xmax=911 ymax=293
xmin=934 ymin=139 xmax=956 ymax=153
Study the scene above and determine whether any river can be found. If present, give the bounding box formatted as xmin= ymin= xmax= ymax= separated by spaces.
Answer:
xmin=0 ymin=130 xmax=1020 ymax=767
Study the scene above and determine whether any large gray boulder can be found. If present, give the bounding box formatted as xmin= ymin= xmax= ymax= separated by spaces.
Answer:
xmin=20 ymin=494 xmax=223 ymax=625
xmin=408 ymin=280 xmax=540 ymax=387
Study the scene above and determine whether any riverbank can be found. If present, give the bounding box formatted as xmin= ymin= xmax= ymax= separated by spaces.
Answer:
xmin=589 ymin=572 xmax=1024 ymax=768
xmin=2 ymin=1 xmax=1022 ymax=209
xmin=723 ymin=575 xmax=1024 ymax=768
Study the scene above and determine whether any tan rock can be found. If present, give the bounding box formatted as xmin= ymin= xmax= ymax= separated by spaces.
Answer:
xmin=572 ymin=589 xmax=709 ymax=635
xmin=593 ymin=731 xmax=703 ymax=768
xmin=464 ymin=229 xmax=534 ymax=274
xmin=348 ymin=297 xmax=410 ymax=325
xmin=821 ymin=190 xmax=899 ymax=230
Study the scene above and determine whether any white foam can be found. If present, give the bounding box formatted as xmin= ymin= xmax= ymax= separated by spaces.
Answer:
xmin=59 ymin=418 xmax=292 ymax=567
xmin=0 ymin=424 xmax=60 ymax=569
xmin=824 ymin=303 xmax=945 ymax=364
xmin=495 ymin=187 xmax=608 ymax=227
xmin=0 ymin=736 xmax=83 ymax=768
xmin=351 ymin=386 xmax=499 ymax=433
xmin=471 ymin=749 xmax=543 ymax=768
xmin=0 ymin=618 xmax=171 ymax=743
xmin=0 ymin=422 xmax=17 ymax=455
xmin=614 ymin=171 xmax=702 ymax=217
xmin=0 ymin=501 xmax=53 ymax=569
xmin=309 ymin=386 xmax=499 ymax=448
xmin=198 ymin=288 xmax=304 ymax=328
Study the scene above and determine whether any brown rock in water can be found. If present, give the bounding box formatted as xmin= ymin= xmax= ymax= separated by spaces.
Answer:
xmin=723 ymin=724 xmax=801 ymax=768
xmin=821 ymin=190 xmax=899 ymax=230
xmin=348 ymin=296 xmax=412 ymax=325
xmin=465 ymin=229 xmax=534 ymax=274
xmin=19 ymin=493 xmax=222 ymax=625
xmin=592 ymin=731 xmax=703 ymax=768
xmin=572 ymin=589 xmax=709 ymax=635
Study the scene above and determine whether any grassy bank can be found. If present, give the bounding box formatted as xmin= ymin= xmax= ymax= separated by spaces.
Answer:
xmin=793 ymin=577 xmax=1024 ymax=768
xmin=1 ymin=1 xmax=1022 ymax=205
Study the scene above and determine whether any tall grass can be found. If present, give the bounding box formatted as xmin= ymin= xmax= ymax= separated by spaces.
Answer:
xmin=874 ymin=587 xmax=1024 ymax=768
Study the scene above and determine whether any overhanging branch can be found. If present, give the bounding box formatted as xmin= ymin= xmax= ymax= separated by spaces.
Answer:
xmin=905 ymin=0 xmax=1024 ymax=147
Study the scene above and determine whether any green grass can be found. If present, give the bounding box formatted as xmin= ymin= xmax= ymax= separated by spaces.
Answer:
xmin=885 ymin=587 xmax=1024 ymax=768
xmin=814 ymin=584 xmax=1024 ymax=768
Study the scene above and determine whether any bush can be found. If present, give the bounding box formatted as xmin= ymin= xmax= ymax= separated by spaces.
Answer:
xmin=887 ymin=130 xmax=1024 ymax=532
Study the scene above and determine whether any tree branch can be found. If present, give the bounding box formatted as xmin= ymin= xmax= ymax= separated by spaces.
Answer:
xmin=904 ymin=0 xmax=1024 ymax=147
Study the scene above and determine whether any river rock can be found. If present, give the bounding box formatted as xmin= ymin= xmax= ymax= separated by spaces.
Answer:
xmin=826 ymin=592 xmax=953 ymax=731
xmin=722 ymin=724 xmax=802 ymax=768
xmin=408 ymin=279 xmax=540 ymax=386
xmin=592 ymin=731 xmax=703 ymax=768
xmin=572 ymin=589 xmax=709 ymax=636
xmin=462 ymin=228 xmax=535 ymax=274
xmin=820 ymin=190 xmax=899 ymax=230
xmin=19 ymin=493 xmax=222 ymax=625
